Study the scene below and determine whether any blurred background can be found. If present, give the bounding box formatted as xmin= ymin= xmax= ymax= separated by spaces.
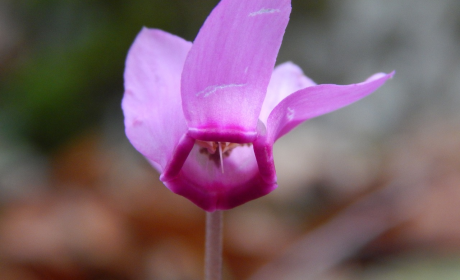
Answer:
xmin=1 ymin=0 xmax=460 ymax=279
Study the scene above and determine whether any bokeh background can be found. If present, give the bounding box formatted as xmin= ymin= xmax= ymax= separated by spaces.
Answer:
xmin=1 ymin=0 xmax=460 ymax=279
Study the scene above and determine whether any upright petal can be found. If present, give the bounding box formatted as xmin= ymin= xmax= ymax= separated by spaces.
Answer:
xmin=267 ymin=72 xmax=395 ymax=142
xmin=259 ymin=62 xmax=316 ymax=125
xmin=181 ymin=0 xmax=292 ymax=143
xmin=122 ymin=28 xmax=191 ymax=171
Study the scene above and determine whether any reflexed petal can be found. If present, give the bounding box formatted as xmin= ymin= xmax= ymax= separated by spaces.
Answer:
xmin=181 ymin=0 xmax=291 ymax=143
xmin=267 ymin=72 xmax=395 ymax=141
xmin=122 ymin=28 xmax=191 ymax=171
xmin=259 ymin=62 xmax=316 ymax=125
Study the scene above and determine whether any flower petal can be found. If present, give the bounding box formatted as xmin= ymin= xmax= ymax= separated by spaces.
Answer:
xmin=259 ymin=62 xmax=316 ymax=125
xmin=267 ymin=72 xmax=395 ymax=142
xmin=181 ymin=0 xmax=292 ymax=143
xmin=122 ymin=28 xmax=191 ymax=171
xmin=165 ymin=142 xmax=276 ymax=211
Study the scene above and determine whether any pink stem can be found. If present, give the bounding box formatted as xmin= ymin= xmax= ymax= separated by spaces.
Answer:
xmin=205 ymin=211 xmax=223 ymax=280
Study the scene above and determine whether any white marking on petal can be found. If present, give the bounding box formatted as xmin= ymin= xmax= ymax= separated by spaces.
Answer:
xmin=249 ymin=8 xmax=280 ymax=17
xmin=196 ymin=83 xmax=246 ymax=97
xmin=287 ymin=107 xmax=295 ymax=121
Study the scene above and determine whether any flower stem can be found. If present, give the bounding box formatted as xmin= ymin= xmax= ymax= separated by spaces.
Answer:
xmin=205 ymin=210 xmax=223 ymax=280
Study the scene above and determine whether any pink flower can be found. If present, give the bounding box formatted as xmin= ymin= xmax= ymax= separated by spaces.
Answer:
xmin=122 ymin=0 xmax=393 ymax=211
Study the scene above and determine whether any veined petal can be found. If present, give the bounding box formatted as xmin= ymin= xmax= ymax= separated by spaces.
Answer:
xmin=122 ymin=28 xmax=191 ymax=172
xmin=267 ymin=72 xmax=395 ymax=142
xmin=181 ymin=0 xmax=292 ymax=143
xmin=259 ymin=62 xmax=316 ymax=125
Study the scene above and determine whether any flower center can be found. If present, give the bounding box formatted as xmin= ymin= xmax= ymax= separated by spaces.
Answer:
xmin=196 ymin=140 xmax=251 ymax=173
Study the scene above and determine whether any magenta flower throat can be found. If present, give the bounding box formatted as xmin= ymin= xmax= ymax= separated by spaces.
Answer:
xmin=122 ymin=0 xmax=394 ymax=211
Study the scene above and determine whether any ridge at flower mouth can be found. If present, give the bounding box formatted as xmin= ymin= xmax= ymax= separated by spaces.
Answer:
xmin=188 ymin=128 xmax=257 ymax=143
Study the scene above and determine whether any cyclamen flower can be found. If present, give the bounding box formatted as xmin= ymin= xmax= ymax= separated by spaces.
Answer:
xmin=122 ymin=0 xmax=393 ymax=211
